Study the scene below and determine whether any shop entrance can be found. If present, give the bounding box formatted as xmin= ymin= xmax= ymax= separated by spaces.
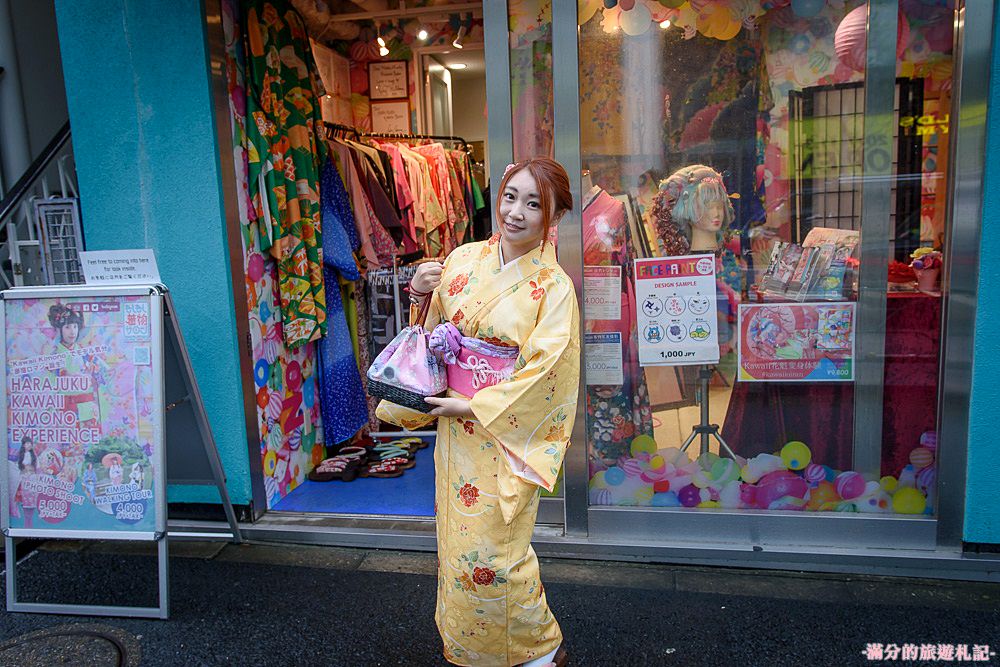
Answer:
xmin=225 ymin=1 xmax=501 ymax=522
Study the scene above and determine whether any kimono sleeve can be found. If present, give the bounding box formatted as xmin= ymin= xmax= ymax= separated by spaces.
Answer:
xmin=469 ymin=279 xmax=581 ymax=492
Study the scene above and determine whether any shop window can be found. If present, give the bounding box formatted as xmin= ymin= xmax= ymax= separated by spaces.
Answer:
xmin=578 ymin=1 xmax=954 ymax=518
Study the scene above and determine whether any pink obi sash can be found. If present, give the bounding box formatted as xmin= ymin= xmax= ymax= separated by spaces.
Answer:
xmin=429 ymin=323 xmax=519 ymax=397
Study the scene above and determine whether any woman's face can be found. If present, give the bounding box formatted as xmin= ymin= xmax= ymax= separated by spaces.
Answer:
xmin=498 ymin=169 xmax=552 ymax=251
xmin=23 ymin=440 xmax=33 ymax=451
xmin=61 ymin=322 xmax=79 ymax=345
xmin=693 ymin=200 xmax=725 ymax=233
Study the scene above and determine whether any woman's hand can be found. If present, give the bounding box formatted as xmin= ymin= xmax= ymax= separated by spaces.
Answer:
xmin=410 ymin=261 xmax=444 ymax=296
xmin=425 ymin=396 xmax=472 ymax=418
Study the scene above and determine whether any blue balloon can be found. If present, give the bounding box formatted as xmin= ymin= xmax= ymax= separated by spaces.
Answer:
xmin=791 ymin=0 xmax=825 ymax=18
xmin=651 ymin=491 xmax=681 ymax=507
xmin=605 ymin=466 xmax=626 ymax=486
xmin=603 ymin=0 xmax=617 ymax=8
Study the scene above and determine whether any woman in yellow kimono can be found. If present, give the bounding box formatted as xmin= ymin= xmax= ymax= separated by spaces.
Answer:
xmin=376 ymin=158 xmax=577 ymax=667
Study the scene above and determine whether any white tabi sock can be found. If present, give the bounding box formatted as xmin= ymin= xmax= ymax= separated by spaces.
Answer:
xmin=520 ymin=645 xmax=560 ymax=667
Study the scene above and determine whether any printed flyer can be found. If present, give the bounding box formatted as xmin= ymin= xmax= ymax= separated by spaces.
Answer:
xmin=634 ymin=254 xmax=719 ymax=366
xmin=737 ymin=302 xmax=855 ymax=382
xmin=5 ymin=295 xmax=158 ymax=533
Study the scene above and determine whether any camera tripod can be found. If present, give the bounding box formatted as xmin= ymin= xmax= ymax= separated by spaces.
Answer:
xmin=679 ymin=366 xmax=738 ymax=459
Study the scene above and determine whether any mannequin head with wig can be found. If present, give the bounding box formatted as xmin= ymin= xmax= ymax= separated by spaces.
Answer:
xmin=651 ymin=164 xmax=735 ymax=256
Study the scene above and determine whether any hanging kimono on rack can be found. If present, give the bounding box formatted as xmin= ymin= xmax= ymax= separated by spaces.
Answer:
xmin=316 ymin=159 xmax=369 ymax=444
xmin=583 ymin=189 xmax=654 ymax=462
xmin=244 ymin=0 xmax=326 ymax=348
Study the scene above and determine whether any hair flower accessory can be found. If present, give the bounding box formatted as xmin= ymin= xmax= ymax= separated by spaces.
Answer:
xmin=503 ymin=162 xmax=519 ymax=177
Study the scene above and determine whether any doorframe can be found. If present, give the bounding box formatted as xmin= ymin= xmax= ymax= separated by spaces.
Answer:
xmin=412 ymin=44 xmax=484 ymax=136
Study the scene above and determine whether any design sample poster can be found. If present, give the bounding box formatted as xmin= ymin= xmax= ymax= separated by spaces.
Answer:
xmin=737 ymin=302 xmax=855 ymax=382
xmin=5 ymin=295 xmax=158 ymax=533
xmin=634 ymin=254 xmax=719 ymax=366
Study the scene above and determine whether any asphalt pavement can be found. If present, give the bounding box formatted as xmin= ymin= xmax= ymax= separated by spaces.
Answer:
xmin=0 ymin=539 xmax=997 ymax=666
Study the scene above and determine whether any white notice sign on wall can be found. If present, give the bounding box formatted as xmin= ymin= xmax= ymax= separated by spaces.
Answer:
xmin=80 ymin=249 xmax=162 ymax=286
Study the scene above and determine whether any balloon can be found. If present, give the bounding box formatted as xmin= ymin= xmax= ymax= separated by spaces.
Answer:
xmin=909 ymin=447 xmax=934 ymax=469
xmin=605 ymin=466 xmax=626 ymax=486
xmin=802 ymin=463 xmax=826 ymax=485
xmin=678 ymin=484 xmax=701 ymax=508
xmin=579 ymin=0 xmax=603 ymax=24
xmin=806 ymin=481 xmax=841 ymax=511
xmin=651 ymin=491 xmax=681 ymax=507
xmin=619 ymin=3 xmax=652 ymax=36
xmin=619 ymin=0 xmax=635 ymax=9
xmin=879 ymin=475 xmax=898 ymax=493
xmin=741 ymin=454 xmax=785 ymax=483
xmin=791 ymin=0 xmax=825 ymax=18
xmin=756 ymin=471 xmax=809 ymax=509
xmin=892 ymin=487 xmax=927 ymax=514
xmin=650 ymin=455 xmax=666 ymax=471
xmin=780 ymin=441 xmax=812 ymax=471
xmin=630 ymin=434 xmax=657 ymax=457
xmin=603 ymin=0 xmax=618 ymax=8
xmin=653 ymin=479 xmax=670 ymax=493
xmin=835 ymin=471 xmax=866 ymax=500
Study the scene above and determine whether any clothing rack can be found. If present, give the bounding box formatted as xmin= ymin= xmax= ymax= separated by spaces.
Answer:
xmin=362 ymin=131 xmax=470 ymax=152
xmin=326 ymin=122 xmax=361 ymax=140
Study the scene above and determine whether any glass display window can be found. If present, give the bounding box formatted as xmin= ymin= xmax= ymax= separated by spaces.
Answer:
xmin=573 ymin=1 xmax=956 ymax=518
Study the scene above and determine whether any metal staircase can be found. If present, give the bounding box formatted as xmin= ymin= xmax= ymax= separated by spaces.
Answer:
xmin=0 ymin=122 xmax=84 ymax=287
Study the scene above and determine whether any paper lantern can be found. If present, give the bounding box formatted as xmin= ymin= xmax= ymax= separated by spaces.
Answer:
xmin=835 ymin=6 xmax=910 ymax=73
xmin=620 ymin=3 xmax=652 ymax=35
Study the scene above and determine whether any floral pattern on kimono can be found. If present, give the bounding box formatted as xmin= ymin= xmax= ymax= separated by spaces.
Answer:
xmin=376 ymin=236 xmax=580 ymax=666
xmin=245 ymin=0 xmax=327 ymax=348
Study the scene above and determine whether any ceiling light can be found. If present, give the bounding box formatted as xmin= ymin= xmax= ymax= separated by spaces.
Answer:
xmin=659 ymin=19 xmax=671 ymax=29
xmin=452 ymin=25 xmax=466 ymax=49
xmin=448 ymin=63 xmax=467 ymax=70
xmin=379 ymin=45 xmax=390 ymax=57
xmin=417 ymin=28 xmax=429 ymax=41
xmin=376 ymin=23 xmax=386 ymax=48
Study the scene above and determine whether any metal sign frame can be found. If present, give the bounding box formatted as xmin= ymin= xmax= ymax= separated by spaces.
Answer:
xmin=0 ymin=284 xmax=239 ymax=619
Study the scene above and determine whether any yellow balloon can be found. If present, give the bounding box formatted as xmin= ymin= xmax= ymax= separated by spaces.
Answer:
xmin=650 ymin=455 xmax=666 ymax=471
xmin=880 ymin=475 xmax=898 ymax=493
xmin=780 ymin=441 xmax=812 ymax=470
xmin=630 ymin=435 xmax=658 ymax=457
xmin=892 ymin=487 xmax=926 ymax=515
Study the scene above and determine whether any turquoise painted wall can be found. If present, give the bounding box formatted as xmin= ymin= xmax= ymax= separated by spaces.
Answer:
xmin=53 ymin=0 xmax=252 ymax=506
xmin=965 ymin=7 xmax=1000 ymax=544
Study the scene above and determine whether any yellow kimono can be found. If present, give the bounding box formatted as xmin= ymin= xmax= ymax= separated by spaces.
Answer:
xmin=377 ymin=235 xmax=580 ymax=666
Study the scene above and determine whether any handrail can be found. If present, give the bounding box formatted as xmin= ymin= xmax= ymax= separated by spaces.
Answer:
xmin=0 ymin=121 xmax=72 ymax=223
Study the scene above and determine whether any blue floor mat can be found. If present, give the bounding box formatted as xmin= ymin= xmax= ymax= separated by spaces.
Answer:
xmin=272 ymin=439 xmax=436 ymax=516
